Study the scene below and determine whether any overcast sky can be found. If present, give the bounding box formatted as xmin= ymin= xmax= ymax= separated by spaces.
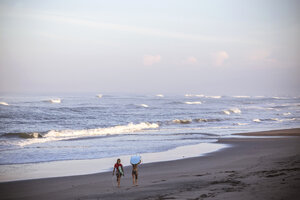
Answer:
xmin=0 ymin=0 xmax=299 ymax=96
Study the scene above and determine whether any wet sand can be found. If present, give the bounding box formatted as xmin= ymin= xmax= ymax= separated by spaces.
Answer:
xmin=0 ymin=128 xmax=300 ymax=200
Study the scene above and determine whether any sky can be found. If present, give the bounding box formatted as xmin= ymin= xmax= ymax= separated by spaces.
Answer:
xmin=0 ymin=0 xmax=299 ymax=96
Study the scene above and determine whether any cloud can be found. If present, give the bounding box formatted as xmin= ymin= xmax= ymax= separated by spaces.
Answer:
xmin=143 ymin=55 xmax=161 ymax=66
xmin=213 ymin=51 xmax=229 ymax=66
xmin=184 ymin=56 xmax=198 ymax=65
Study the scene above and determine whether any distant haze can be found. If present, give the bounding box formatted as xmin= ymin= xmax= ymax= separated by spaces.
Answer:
xmin=0 ymin=0 xmax=299 ymax=96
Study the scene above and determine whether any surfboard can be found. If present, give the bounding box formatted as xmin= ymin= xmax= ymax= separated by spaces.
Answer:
xmin=118 ymin=166 xmax=124 ymax=175
xmin=130 ymin=155 xmax=141 ymax=165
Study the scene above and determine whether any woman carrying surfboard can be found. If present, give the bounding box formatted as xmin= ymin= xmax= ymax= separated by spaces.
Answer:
xmin=130 ymin=155 xmax=141 ymax=186
xmin=112 ymin=158 xmax=124 ymax=187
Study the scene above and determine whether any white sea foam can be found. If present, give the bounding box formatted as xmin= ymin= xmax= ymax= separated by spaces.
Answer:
xmin=233 ymin=96 xmax=250 ymax=98
xmin=17 ymin=122 xmax=160 ymax=146
xmin=96 ymin=94 xmax=103 ymax=98
xmin=253 ymin=119 xmax=261 ymax=122
xmin=205 ymin=96 xmax=222 ymax=99
xmin=184 ymin=94 xmax=204 ymax=97
xmin=172 ymin=119 xmax=192 ymax=124
xmin=223 ymin=110 xmax=231 ymax=115
xmin=156 ymin=94 xmax=164 ymax=97
xmin=185 ymin=101 xmax=202 ymax=105
xmin=0 ymin=102 xmax=9 ymax=106
xmin=283 ymin=112 xmax=291 ymax=116
xmin=234 ymin=123 xmax=249 ymax=126
xmin=245 ymin=106 xmax=277 ymax=111
xmin=223 ymin=108 xmax=241 ymax=115
xmin=230 ymin=108 xmax=241 ymax=114
xmin=49 ymin=99 xmax=61 ymax=103
xmin=271 ymin=118 xmax=296 ymax=122
xmin=272 ymin=97 xmax=288 ymax=100
xmin=139 ymin=104 xmax=149 ymax=108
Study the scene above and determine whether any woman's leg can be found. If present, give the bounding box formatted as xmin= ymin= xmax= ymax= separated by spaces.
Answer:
xmin=135 ymin=172 xmax=138 ymax=185
xmin=117 ymin=176 xmax=121 ymax=187
xmin=132 ymin=173 xmax=135 ymax=185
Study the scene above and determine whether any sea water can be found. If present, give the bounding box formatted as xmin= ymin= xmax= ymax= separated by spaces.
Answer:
xmin=0 ymin=94 xmax=299 ymax=166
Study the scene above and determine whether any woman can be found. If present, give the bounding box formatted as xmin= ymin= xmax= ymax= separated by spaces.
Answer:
xmin=132 ymin=160 xmax=141 ymax=186
xmin=112 ymin=158 xmax=124 ymax=187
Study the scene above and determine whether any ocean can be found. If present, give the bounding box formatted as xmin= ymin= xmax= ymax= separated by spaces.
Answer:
xmin=0 ymin=94 xmax=299 ymax=165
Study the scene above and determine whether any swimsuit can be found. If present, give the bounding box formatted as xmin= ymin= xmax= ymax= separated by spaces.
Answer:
xmin=132 ymin=164 xmax=138 ymax=179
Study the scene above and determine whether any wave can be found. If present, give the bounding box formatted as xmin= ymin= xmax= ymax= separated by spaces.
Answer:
xmin=252 ymin=118 xmax=297 ymax=123
xmin=96 ymin=94 xmax=103 ymax=98
xmin=49 ymin=99 xmax=61 ymax=103
xmin=223 ymin=110 xmax=231 ymax=115
xmin=185 ymin=94 xmax=205 ymax=97
xmin=283 ymin=112 xmax=291 ymax=116
xmin=15 ymin=122 xmax=160 ymax=146
xmin=253 ymin=119 xmax=261 ymax=122
xmin=222 ymin=108 xmax=241 ymax=115
xmin=139 ymin=104 xmax=149 ymax=108
xmin=205 ymin=96 xmax=222 ymax=99
xmin=233 ymin=96 xmax=250 ymax=98
xmin=0 ymin=102 xmax=9 ymax=106
xmin=245 ymin=106 xmax=276 ymax=110
xmin=193 ymin=118 xmax=222 ymax=122
xmin=234 ymin=123 xmax=249 ymax=126
xmin=172 ymin=118 xmax=223 ymax=124
xmin=156 ymin=94 xmax=164 ymax=97
xmin=185 ymin=101 xmax=202 ymax=105
xmin=272 ymin=97 xmax=288 ymax=100
xmin=172 ymin=119 xmax=192 ymax=124
xmin=2 ymin=132 xmax=42 ymax=139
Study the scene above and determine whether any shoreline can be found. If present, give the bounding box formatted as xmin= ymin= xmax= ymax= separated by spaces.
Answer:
xmin=0 ymin=142 xmax=228 ymax=183
xmin=0 ymin=128 xmax=300 ymax=199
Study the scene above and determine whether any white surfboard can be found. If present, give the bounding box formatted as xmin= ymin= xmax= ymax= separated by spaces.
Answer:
xmin=130 ymin=155 xmax=141 ymax=165
xmin=118 ymin=166 xmax=124 ymax=175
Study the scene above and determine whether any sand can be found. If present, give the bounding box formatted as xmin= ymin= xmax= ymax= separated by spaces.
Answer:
xmin=233 ymin=128 xmax=300 ymax=136
xmin=0 ymin=128 xmax=300 ymax=200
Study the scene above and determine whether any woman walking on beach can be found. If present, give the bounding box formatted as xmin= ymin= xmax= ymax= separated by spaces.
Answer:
xmin=113 ymin=158 xmax=124 ymax=187
xmin=132 ymin=160 xmax=141 ymax=186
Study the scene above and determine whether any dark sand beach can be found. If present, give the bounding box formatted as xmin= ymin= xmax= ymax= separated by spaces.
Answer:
xmin=1 ymin=128 xmax=300 ymax=200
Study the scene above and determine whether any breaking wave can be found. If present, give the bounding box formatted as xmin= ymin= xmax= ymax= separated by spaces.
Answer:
xmin=283 ymin=112 xmax=291 ymax=116
xmin=2 ymin=132 xmax=42 ymax=139
xmin=233 ymin=96 xmax=250 ymax=98
xmin=96 ymin=94 xmax=103 ymax=98
xmin=252 ymin=118 xmax=297 ymax=123
xmin=0 ymin=102 xmax=9 ymax=106
xmin=185 ymin=94 xmax=205 ymax=97
xmin=49 ymin=99 xmax=61 ymax=103
xmin=139 ymin=104 xmax=149 ymax=108
xmin=156 ymin=94 xmax=164 ymax=97
xmin=185 ymin=101 xmax=202 ymax=105
xmin=223 ymin=108 xmax=241 ymax=115
xmin=193 ymin=118 xmax=222 ymax=122
xmin=205 ymin=96 xmax=222 ymax=99
xmin=171 ymin=118 xmax=223 ymax=124
xmin=234 ymin=123 xmax=249 ymax=126
xmin=172 ymin=119 xmax=192 ymax=124
xmin=12 ymin=122 xmax=160 ymax=146
xmin=253 ymin=119 xmax=261 ymax=122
